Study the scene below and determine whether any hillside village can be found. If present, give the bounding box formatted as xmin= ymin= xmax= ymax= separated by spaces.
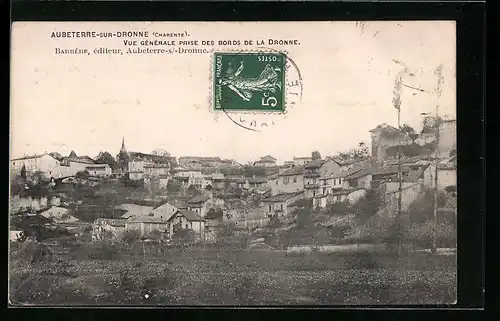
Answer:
xmin=9 ymin=117 xmax=457 ymax=248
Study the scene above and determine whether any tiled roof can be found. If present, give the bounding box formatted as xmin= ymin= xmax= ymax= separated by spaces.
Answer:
xmin=127 ymin=216 xmax=166 ymax=223
xmin=279 ymin=167 xmax=303 ymax=176
xmin=372 ymin=165 xmax=412 ymax=176
xmin=267 ymin=173 xmax=279 ymax=180
xmin=129 ymin=152 xmax=175 ymax=164
xmin=333 ymin=158 xmax=367 ymax=166
xmin=174 ymin=210 xmax=203 ymax=222
xmin=114 ymin=204 xmax=153 ymax=217
xmin=369 ymin=123 xmax=399 ymax=133
xmin=248 ymin=177 xmax=268 ymax=184
xmin=11 ymin=153 xmax=55 ymax=161
xmin=254 ymin=159 xmax=275 ymax=164
xmin=95 ymin=218 xmax=126 ymax=226
xmin=345 ymin=167 xmax=379 ymax=180
xmin=64 ymin=157 xmax=95 ymax=164
xmin=85 ymin=165 xmax=110 ymax=170
xmin=304 ymin=159 xmax=326 ymax=169
xmin=187 ymin=194 xmax=210 ymax=204
xmin=331 ymin=188 xmax=365 ymax=196
xmin=287 ymin=198 xmax=312 ymax=208
xmin=263 ymin=191 xmax=303 ymax=202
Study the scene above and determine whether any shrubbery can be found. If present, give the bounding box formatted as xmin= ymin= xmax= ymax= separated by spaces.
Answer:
xmin=343 ymin=251 xmax=379 ymax=270
xmin=18 ymin=241 xmax=54 ymax=263
xmin=82 ymin=241 xmax=120 ymax=260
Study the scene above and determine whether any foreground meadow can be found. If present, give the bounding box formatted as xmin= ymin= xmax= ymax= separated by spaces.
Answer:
xmin=9 ymin=244 xmax=456 ymax=306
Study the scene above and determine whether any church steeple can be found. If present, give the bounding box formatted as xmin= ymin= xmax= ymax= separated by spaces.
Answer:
xmin=120 ymin=137 xmax=127 ymax=154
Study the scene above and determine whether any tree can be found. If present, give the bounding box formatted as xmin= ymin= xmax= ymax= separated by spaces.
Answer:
xmin=10 ymin=175 xmax=28 ymax=197
xmin=121 ymin=229 xmax=141 ymax=248
xmin=29 ymin=170 xmax=47 ymax=184
xmin=205 ymin=208 xmax=223 ymax=220
xmin=75 ymin=170 xmax=90 ymax=179
xmin=421 ymin=116 xmax=443 ymax=134
xmin=187 ymin=184 xmax=200 ymax=197
xmin=400 ymin=124 xmax=419 ymax=142
xmin=295 ymin=208 xmax=313 ymax=228
xmin=243 ymin=165 xmax=266 ymax=178
xmin=167 ymin=179 xmax=182 ymax=194
xmin=49 ymin=152 xmax=63 ymax=161
xmin=338 ymin=142 xmax=369 ymax=161
xmin=352 ymin=189 xmax=383 ymax=222
xmin=20 ymin=164 xmax=27 ymax=180
xmin=148 ymin=229 xmax=164 ymax=244
xmin=172 ymin=228 xmax=197 ymax=245
xmin=95 ymin=151 xmax=118 ymax=169
xmin=311 ymin=150 xmax=322 ymax=160
xmin=117 ymin=150 xmax=130 ymax=172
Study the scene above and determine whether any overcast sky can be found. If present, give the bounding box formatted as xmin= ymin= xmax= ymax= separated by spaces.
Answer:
xmin=10 ymin=21 xmax=456 ymax=164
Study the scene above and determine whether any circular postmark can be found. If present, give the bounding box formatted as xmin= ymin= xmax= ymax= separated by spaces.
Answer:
xmin=209 ymin=47 xmax=303 ymax=132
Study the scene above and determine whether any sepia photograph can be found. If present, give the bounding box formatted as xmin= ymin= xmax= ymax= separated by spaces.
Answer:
xmin=9 ymin=21 xmax=457 ymax=306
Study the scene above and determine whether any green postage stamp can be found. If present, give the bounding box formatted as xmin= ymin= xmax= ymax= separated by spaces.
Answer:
xmin=213 ymin=52 xmax=286 ymax=112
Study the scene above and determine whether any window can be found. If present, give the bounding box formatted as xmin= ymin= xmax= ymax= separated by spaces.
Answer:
xmin=283 ymin=177 xmax=289 ymax=185
xmin=268 ymin=205 xmax=272 ymax=212
xmin=276 ymin=180 xmax=279 ymax=185
xmin=185 ymin=224 xmax=189 ymax=229
xmin=293 ymin=177 xmax=297 ymax=183
xmin=280 ymin=204 xmax=284 ymax=211
xmin=313 ymin=191 xmax=316 ymax=197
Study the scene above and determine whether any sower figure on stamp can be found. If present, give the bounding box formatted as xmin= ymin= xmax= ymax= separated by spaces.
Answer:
xmin=221 ymin=60 xmax=282 ymax=102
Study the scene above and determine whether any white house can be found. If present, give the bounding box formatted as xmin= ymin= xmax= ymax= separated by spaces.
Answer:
xmin=269 ymin=166 xmax=304 ymax=196
xmin=303 ymin=159 xmax=342 ymax=198
xmin=39 ymin=206 xmax=79 ymax=223
xmin=253 ymin=155 xmax=277 ymax=168
xmin=149 ymin=202 xmax=179 ymax=221
xmin=423 ymin=164 xmax=457 ymax=192
xmin=10 ymin=153 xmax=60 ymax=177
xmin=330 ymin=188 xmax=367 ymax=204
xmin=262 ymin=191 xmax=304 ymax=216
xmin=85 ymin=164 xmax=112 ymax=177
xmin=125 ymin=216 xmax=169 ymax=237
xmin=115 ymin=203 xmax=154 ymax=220
xmin=166 ymin=210 xmax=206 ymax=239
xmin=293 ymin=157 xmax=312 ymax=167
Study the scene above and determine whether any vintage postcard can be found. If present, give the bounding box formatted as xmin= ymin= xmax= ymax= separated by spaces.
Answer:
xmin=9 ymin=21 xmax=457 ymax=306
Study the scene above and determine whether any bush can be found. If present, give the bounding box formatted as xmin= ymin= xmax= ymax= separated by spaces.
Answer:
xmin=172 ymin=228 xmax=198 ymax=245
xmin=121 ymin=229 xmax=141 ymax=247
xmin=83 ymin=241 xmax=120 ymax=260
xmin=407 ymin=189 xmax=447 ymax=224
xmin=18 ymin=241 xmax=54 ymax=263
xmin=75 ymin=170 xmax=90 ymax=179
xmin=352 ymin=189 xmax=383 ymax=222
xmin=295 ymin=208 xmax=313 ymax=228
xmin=343 ymin=251 xmax=379 ymax=270
xmin=325 ymin=200 xmax=351 ymax=215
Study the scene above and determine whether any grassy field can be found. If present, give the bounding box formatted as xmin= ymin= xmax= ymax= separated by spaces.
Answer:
xmin=9 ymin=245 xmax=456 ymax=306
